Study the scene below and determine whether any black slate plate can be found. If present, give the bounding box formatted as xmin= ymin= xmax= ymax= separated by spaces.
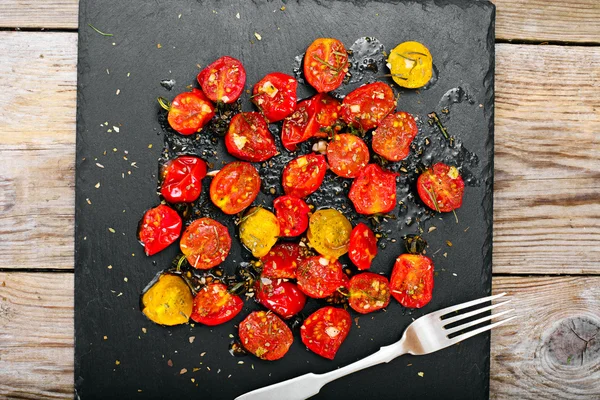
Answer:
xmin=75 ymin=1 xmax=495 ymax=399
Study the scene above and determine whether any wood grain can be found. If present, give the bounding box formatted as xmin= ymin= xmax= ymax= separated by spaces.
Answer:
xmin=0 ymin=32 xmax=77 ymax=150
xmin=491 ymin=276 xmax=600 ymax=399
xmin=0 ymin=0 xmax=599 ymax=43
xmin=0 ymin=273 xmax=74 ymax=400
xmin=2 ymin=274 xmax=598 ymax=399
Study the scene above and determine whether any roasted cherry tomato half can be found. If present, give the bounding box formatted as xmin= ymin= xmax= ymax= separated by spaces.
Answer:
xmin=225 ymin=112 xmax=277 ymax=162
xmin=142 ymin=273 xmax=193 ymax=326
xmin=307 ymin=208 xmax=352 ymax=260
xmin=255 ymin=278 xmax=307 ymax=319
xmin=301 ymin=306 xmax=351 ymax=360
xmin=239 ymin=311 xmax=293 ymax=360
xmin=348 ymin=222 xmax=378 ymax=270
xmin=282 ymin=153 xmax=327 ymax=198
xmin=304 ymin=38 xmax=349 ymax=93
xmin=180 ymin=218 xmax=231 ymax=269
xmin=390 ymin=254 xmax=434 ymax=308
xmin=252 ymin=72 xmax=297 ymax=122
xmin=210 ymin=161 xmax=261 ymax=215
xmin=138 ymin=204 xmax=182 ymax=256
xmin=197 ymin=56 xmax=246 ymax=104
xmin=239 ymin=207 xmax=280 ymax=258
xmin=160 ymin=156 xmax=207 ymax=203
xmin=388 ymin=41 xmax=433 ymax=89
xmin=417 ymin=162 xmax=465 ymax=212
xmin=167 ymin=89 xmax=215 ymax=135
xmin=349 ymin=164 xmax=398 ymax=215
xmin=372 ymin=111 xmax=418 ymax=162
xmin=260 ymin=242 xmax=304 ymax=280
xmin=348 ymin=273 xmax=390 ymax=314
xmin=326 ymin=133 xmax=370 ymax=178
xmin=297 ymin=256 xmax=347 ymax=299
xmin=341 ymin=82 xmax=395 ymax=131
xmin=190 ymin=283 xmax=243 ymax=326
xmin=281 ymin=98 xmax=314 ymax=152
xmin=273 ymin=195 xmax=310 ymax=237
xmin=304 ymin=93 xmax=342 ymax=139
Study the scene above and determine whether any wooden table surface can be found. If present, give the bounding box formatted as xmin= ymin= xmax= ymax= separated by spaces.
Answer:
xmin=0 ymin=0 xmax=599 ymax=398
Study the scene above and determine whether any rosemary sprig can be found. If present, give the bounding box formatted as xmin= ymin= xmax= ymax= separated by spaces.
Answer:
xmin=428 ymin=112 xmax=449 ymax=140
xmin=88 ymin=23 xmax=113 ymax=37
xmin=424 ymin=185 xmax=441 ymax=213
xmin=157 ymin=97 xmax=171 ymax=111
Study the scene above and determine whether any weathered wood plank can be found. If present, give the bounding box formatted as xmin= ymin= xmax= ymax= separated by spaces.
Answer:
xmin=0 ymin=32 xmax=77 ymax=150
xmin=1 ymin=274 xmax=598 ymax=399
xmin=0 ymin=273 xmax=74 ymax=400
xmin=491 ymin=276 xmax=600 ymax=399
xmin=0 ymin=0 xmax=599 ymax=43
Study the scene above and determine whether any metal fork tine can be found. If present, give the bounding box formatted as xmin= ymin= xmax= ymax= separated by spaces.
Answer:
xmin=444 ymin=308 xmax=513 ymax=335
xmin=431 ymin=292 xmax=507 ymax=319
xmin=447 ymin=315 xmax=516 ymax=346
xmin=442 ymin=300 xmax=511 ymax=326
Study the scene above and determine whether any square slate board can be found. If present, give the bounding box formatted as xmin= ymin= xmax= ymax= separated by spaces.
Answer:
xmin=74 ymin=0 xmax=495 ymax=399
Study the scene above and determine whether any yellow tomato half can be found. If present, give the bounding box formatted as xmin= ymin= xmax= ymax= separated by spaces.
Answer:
xmin=142 ymin=274 xmax=193 ymax=326
xmin=239 ymin=207 xmax=280 ymax=258
xmin=387 ymin=41 xmax=433 ymax=89
xmin=307 ymin=208 xmax=352 ymax=260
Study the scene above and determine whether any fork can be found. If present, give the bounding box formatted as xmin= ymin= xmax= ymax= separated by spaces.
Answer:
xmin=235 ymin=292 xmax=514 ymax=400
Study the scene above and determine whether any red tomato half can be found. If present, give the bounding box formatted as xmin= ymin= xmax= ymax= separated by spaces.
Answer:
xmin=326 ymin=133 xmax=370 ymax=178
xmin=239 ymin=311 xmax=293 ymax=360
xmin=297 ymin=256 xmax=347 ymax=299
xmin=372 ymin=111 xmax=418 ymax=161
xmin=301 ymin=307 xmax=351 ymax=360
xmin=348 ymin=164 xmax=398 ymax=215
xmin=180 ymin=218 xmax=231 ymax=269
xmin=390 ymin=254 xmax=434 ymax=308
xmin=210 ymin=161 xmax=261 ymax=215
xmin=281 ymin=98 xmax=314 ymax=152
xmin=252 ymin=72 xmax=297 ymax=122
xmin=138 ymin=205 xmax=182 ymax=256
xmin=341 ymin=82 xmax=395 ymax=131
xmin=348 ymin=273 xmax=390 ymax=314
xmin=304 ymin=38 xmax=349 ymax=93
xmin=282 ymin=154 xmax=327 ymax=198
xmin=191 ymin=283 xmax=243 ymax=326
xmin=304 ymin=94 xmax=342 ymax=139
xmin=167 ymin=89 xmax=215 ymax=135
xmin=260 ymin=243 xmax=304 ymax=280
xmin=160 ymin=156 xmax=207 ymax=203
xmin=273 ymin=195 xmax=310 ymax=237
xmin=197 ymin=56 xmax=246 ymax=104
xmin=225 ymin=112 xmax=277 ymax=162
xmin=348 ymin=223 xmax=378 ymax=270
xmin=255 ymin=278 xmax=307 ymax=319
xmin=417 ymin=163 xmax=465 ymax=212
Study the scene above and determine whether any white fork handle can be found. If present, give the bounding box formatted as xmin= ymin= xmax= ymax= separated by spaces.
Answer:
xmin=235 ymin=338 xmax=408 ymax=400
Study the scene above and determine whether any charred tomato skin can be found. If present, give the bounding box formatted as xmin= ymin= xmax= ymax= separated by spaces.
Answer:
xmin=225 ymin=112 xmax=277 ymax=162
xmin=179 ymin=218 xmax=231 ymax=269
xmin=138 ymin=204 xmax=182 ymax=256
xmin=190 ymin=283 xmax=243 ymax=326
xmin=348 ymin=164 xmax=398 ymax=215
xmin=372 ymin=111 xmax=418 ymax=162
xmin=273 ymin=195 xmax=310 ymax=237
xmin=197 ymin=56 xmax=246 ymax=104
xmin=303 ymin=38 xmax=349 ymax=93
xmin=300 ymin=306 xmax=351 ymax=360
xmin=209 ymin=161 xmax=261 ymax=215
xmin=160 ymin=156 xmax=207 ymax=203
xmin=348 ymin=272 xmax=391 ymax=314
xmin=282 ymin=153 xmax=327 ymax=198
xmin=348 ymin=222 xmax=378 ymax=270
xmin=239 ymin=311 xmax=294 ymax=361
xmin=167 ymin=89 xmax=215 ymax=135
xmin=252 ymin=72 xmax=298 ymax=122
xmin=255 ymin=278 xmax=307 ymax=319
xmin=417 ymin=162 xmax=465 ymax=212
xmin=341 ymin=82 xmax=396 ymax=131
xmin=390 ymin=254 xmax=434 ymax=308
